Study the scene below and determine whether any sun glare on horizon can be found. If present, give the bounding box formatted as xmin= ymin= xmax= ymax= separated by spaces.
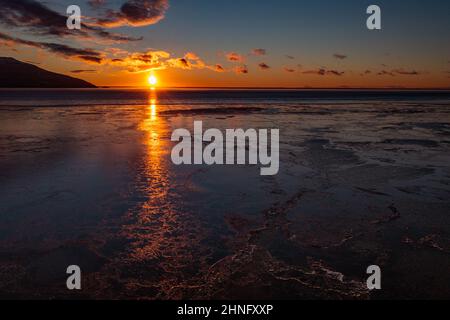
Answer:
xmin=148 ymin=74 xmax=158 ymax=87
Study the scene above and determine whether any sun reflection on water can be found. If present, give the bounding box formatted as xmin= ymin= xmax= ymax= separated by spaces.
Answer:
xmin=108 ymin=89 xmax=208 ymax=298
xmin=137 ymin=88 xmax=170 ymax=218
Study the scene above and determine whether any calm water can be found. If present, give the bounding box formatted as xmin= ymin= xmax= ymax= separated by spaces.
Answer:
xmin=0 ymin=89 xmax=450 ymax=299
xmin=1 ymin=88 xmax=450 ymax=106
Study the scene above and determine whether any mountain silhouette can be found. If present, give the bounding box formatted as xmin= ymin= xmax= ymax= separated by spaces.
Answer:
xmin=0 ymin=57 xmax=96 ymax=88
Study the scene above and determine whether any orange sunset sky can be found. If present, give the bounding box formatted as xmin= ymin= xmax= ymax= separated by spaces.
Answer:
xmin=0 ymin=0 xmax=449 ymax=88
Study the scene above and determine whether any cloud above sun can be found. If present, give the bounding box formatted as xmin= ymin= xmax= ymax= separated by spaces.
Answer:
xmin=0 ymin=0 xmax=227 ymax=74
xmin=0 ymin=0 xmax=282 ymax=77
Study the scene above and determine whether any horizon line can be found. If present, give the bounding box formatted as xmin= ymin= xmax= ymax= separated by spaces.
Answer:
xmin=1 ymin=86 xmax=449 ymax=91
xmin=97 ymin=86 xmax=450 ymax=91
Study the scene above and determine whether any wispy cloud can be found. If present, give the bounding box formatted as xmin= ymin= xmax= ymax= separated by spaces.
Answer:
xmin=235 ymin=65 xmax=249 ymax=74
xmin=71 ymin=69 xmax=97 ymax=73
xmin=167 ymin=58 xmax=191 ymax=69
xmin=184 ymin=52 xmax=200 ymax=60
xmin=0 ymin=32 xmax=104 ymax=63
xmin=377 ymin=70 xmax=395 ymax=76
xmin=303 ymin=68 xmax=345 ymax=76
xmin=226 ymin=52 xmax=244 ymax=62
xmin=208 ymin=64 xmax=225 ymax=72
xmin=251 ymin=48 xmax=266 ymax=56
xmin=377 ymin=68 xmax=424 ymax=76
xmin=333 ymin=53 xmax=347 ymax=60
xmin=326 ymin=70 xmax=345 ymax=76
xmin=392 ymin=68 xmax=422 ymax=75
xmin=258 ymin=62 xmax=270 ymax=70
xmin=284 ymin=64 xmax=302 ymax=73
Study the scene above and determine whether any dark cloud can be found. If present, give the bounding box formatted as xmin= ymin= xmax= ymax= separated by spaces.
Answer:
xmin=284 ymin=67 xmax=296 ymax=73
xmin=326 ymin=70 xmax=345 ymax=76
xmin=333 ymin=53 xmax=347 ymax=60
xmin=166 ymin=54 xmax=210 ymax=70
xmin=235 ymin=65 xmax=249 ymax=74
xmin=75 ymin=55 xmax=103 ymax=64
xmin=392 ymin=69 xmax=421 ymax=76
xmin=377 ymin=70 xmax=395 ymax=76
xmin=71 ymin=69 xmax=96 ymax=73
xmin=251 ymin=48 xmax=266 ymax=56
xmin=303 ymin=69 xmax=325 ymax=76
xmin=303 ymin=68 xmax=344 ymax=76
xmin=285 ymin=55 xmax=295 ymax=60
xmin=210 ymin=64 xmax=225 ymax=72
xmin=177 ymin=58 xmax=190 ymax=69
xmin=0 ymin=0 xmax=141 ymax=42
xmin=376 ymin=69 xmax=424 ymax=76
xmin=226 ymin=52 xmax=244 ymax=62
xmin=0 ymin=32 xmax=103 ymax=63
xmin=258 ymin=62 xmax=270 ymax=70
xmin=96 ymin=0 xmax=169 ymax=27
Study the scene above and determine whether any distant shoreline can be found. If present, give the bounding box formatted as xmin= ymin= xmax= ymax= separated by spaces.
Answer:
xmin=1 ymin=86 xmax=449 ymax=91
xmin=100 ymin=86 xmax=450 ymax=91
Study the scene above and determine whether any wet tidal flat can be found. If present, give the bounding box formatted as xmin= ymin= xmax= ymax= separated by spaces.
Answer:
xmin=0 ymin=91 xmax=450 ymax=299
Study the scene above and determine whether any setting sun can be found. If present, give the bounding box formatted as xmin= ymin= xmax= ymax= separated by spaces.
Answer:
xmin=148 ymin=75 xmax=158 ymax=86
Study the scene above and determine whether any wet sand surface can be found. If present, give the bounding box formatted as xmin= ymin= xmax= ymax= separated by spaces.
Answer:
xmin=0 ymin=90 xmax=450 ymax=299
